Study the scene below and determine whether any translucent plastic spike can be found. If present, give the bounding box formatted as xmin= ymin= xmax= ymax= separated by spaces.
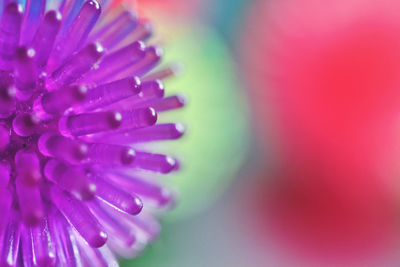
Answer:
xmin=38 ymin=133 xmax=88 ymax=164
xmin=21 ymin=217 xmax=56 ymax=267
xmin=111 ymin=46 xmax=162 ymax=80
xmin=105 ymin=80 xmax=164 ymax=110
xmin=108 ymin=173 xmax=174 ymax=207
xmin=142 ymin=63 xmax=184 ymax=82
xmin=0 ymin=211 xmax=21 ymax=267
xmin=0 ymin=125 xmax=10 ymax=151
xmin=15 ymin=46 xmax=37 ymax=100
xmin=113 ymin=19 xmax=153 ymax=50
xmin=101 ymin=203 xmax=160 ymax=243
xmin=90 ymin=174 xmax=143 ymax=215
xmin=15 ymin=150 xmax=42 ymax=186
xmin=0 ymin=188 xmax=12 ymax=229
xmin=135 ymin=94 xmax=186 ymax=112
xmin=83 ymin=76 xmax=141 ymax=111
xmin=77 ymin=239 xmax=117 ymax=266
xmin=89 ymin=200 xmax=137 ymax=247
xmin=49 ymin=210 xmax=83 ymax=267
xmin=93 ymin=10 xmax=137 ymax=50
xmin=44 ymin=160 xmax=96 ymax=201
xmin=12 ymin=113 xmax=42 ymax=137
xmin=0 ymin=3 xmax=23 ymax=71
xmin=133 ymin=151 xmax=177 ymax=174
xmin=0 ymin=86 xmax=16 ymax=118
xmin=21 ymin=227 xmax=33 ymax=267
xmin=59 ymin=111 xmax=122 ymax=137
xmin=91 ymin=123 xmax=185 ymax=144
xmin=47 ymin=42 xmax=104 ymax=91
xmin=83 ymin=40 xmax=145 ymax=83
xmin=50 ymin=186 xmax=107 ymax=248
xmin=60 ymin=0 xmax=85 ymax=33
xmin=21 ymin=0 xmax=46 ymax=44
xmin=31 ymin=10 xmax=62 ymax=68
xmin=35 ymin=85 xmax=87 ymax=119
xmin=49 ymin=0 xmax=101 ymax=70
xmin=87 ymin=143 xmax=135 ymax=166
xmin=16 ymin=178 xmax=44 ymax=226
xmin=118 ymin=107 xmax=157 ymax=131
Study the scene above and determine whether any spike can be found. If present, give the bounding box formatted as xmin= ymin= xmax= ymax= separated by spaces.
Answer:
xmin=47 ymin=42 xmax=104 ymax=91
xmin=50 ymin=186 xmax=107 ymax=248
xmin=0 ymin=3 xmax=23 ymax=71
xmin=31 ymin=10 xmax=62 ymax=68
xmin=59 ymin=110 xmax=122 ymax=136
xmin=44 ymin=160 xmax=96 ymax=201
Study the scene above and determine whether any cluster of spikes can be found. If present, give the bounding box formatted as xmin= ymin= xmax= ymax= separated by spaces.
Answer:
xmin=0 ymin=0 xmax=185 ymax=266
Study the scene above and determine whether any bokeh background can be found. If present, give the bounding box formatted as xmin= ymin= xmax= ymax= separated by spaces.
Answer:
xmin=122 ymin=0 xmax=400 ymax=266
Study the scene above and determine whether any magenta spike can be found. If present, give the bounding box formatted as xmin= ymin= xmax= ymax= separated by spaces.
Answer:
xmin=102 ymin=202 xmax=160 ymax=243
xmin=92 ymin=123 xmax=185 ymax=144
xmin=21 ymin=0 xmax=46 ymax=45
xmin=48 ymin=0 xmax=101 ymax=71
xmin=35 ymin=85 xmax=87 ymax=119
xmin=133 ymin=151 xmax=177 ymax=174
xmin=0 ymin=86 xmax=15 ymax=118
xmin=0 ymin=3 xmax=23 ymax=71
xmin=15 ymin=151 xmax=41 ymax=187
xmin=89 ymin=200 xmax=136 ymax=247
xmin=38 ymin=133 xmax=88 ymax=164
xmin=124 ymin=212 xmax=160 ymax=242
xmin=142 ymin=79 xmax=165 ymax=97
xmin=44 ymin=160 xmax=96 ymax=201
xmin=0 ymin=163 xmax=10 ymax=188
xmin=108 ymin=172 xmax=174 ymax=207
xmin=0 ymin=188 xmax=12 ymax=231
xmin=87 ymin=143 xmax=135 ymax=166
xmin=22 ymin=218 xmax=56 ymax=267
xmin=0 ymin=211 xmax=21 ymax=267
xmin=31 ymin=218 xmax=56 ymax=267
xmin=90 ymin=174 xmax=142 ymax=215
xmin=78 ymin=240 xmax=118 ymax=267
xmin=115 ymin=19 xmax=153 ymax=49
xmin=135 ymin=94 xmax=187 ymax=112
xmin=142 ymin=63 xmax=184 ymax=82
xmin=83 ymin=76 xmax=141 ymax=111
xmin=15 ymin=178 xmax=44 ymax=226
xmin=118 ymin=107 xmax=157 ymax=131
xmin=105 ymin=80 xmax=164 ymax=110
xmin=21 ymin=226 xmax=34 ymax=267
xmin=89 ymin=9 xmax=126 ymax=41
xmin=12 ymin=113 xmax=41 ymax=137
xmin=50 ymin=186 xmax=107 ymax=248
xmin=95 ymin=11 xmax=137 ymax=50
xmin=31 ymin=10 xmax=62 ymax=68
xmin=49 ymin=211 xmax=83 ymax=267
xmin=47 ymin=42 xmax=105 ymax=91
xmin=0 ymin=125 xmax=9 ymax=151
xmin=59 ymin=111 xmax=122 ymax=137
xmin=15 ymin=46 xmax=37 ymax=100
xmin=83 ymin=41 xmax=145 ymax=83
xmin=112 ymin=46 xmax=162 ymax=80
xmin=60 ymin=0 xmax=85 ymax=31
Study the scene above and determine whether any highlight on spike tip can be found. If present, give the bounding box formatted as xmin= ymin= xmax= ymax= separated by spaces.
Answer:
xmin=0 ymin=0 xmax=185 ymax=265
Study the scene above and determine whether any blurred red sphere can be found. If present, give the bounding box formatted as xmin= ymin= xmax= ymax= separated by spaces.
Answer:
xmin=241 ymin=0 xmax=400 ymax=264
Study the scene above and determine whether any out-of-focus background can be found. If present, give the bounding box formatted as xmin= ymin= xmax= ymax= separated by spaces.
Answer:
xmin=122 ymin=0 xmax=400 ymax=266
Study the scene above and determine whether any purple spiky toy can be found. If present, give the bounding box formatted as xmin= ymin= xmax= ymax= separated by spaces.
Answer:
xmin=0 ymin=0 xmax=184 ymax=266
